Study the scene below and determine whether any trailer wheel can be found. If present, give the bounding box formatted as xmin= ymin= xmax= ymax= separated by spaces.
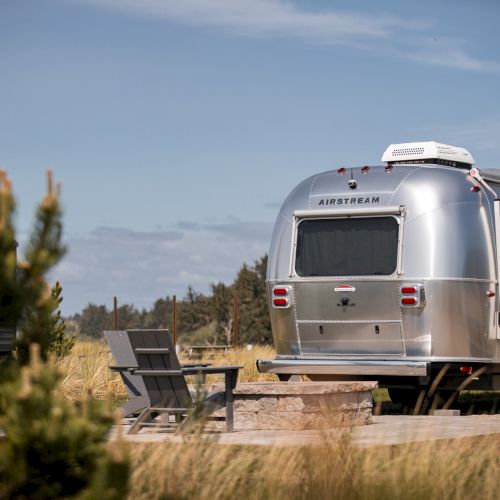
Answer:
xmin=277 ymin=374 xmax=292 ymax=382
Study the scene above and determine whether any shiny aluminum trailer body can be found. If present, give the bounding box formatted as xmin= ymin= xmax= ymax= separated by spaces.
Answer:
xmin=259 ymin=162 xmax=500 ymax=386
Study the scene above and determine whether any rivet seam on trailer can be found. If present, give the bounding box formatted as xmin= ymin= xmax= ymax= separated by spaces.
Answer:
xmin=279 ymin=213 xmax=292 ymax=225
xmin=308 ymin=175 xmax=320 ymax=209
xmin=479 ymin=187 xmax=496 ymax=287
xmin=404 ymin=201 xmax=481 ymax=225
xmin=397 ymin=207 xmax=406 ymax=276
xmin=388 ymin=167 xmax=420 ymax=205
xmin=291 ymin=283 xmax=301 ymax=351
xmin=397 ymin=281 xmax=407 ymax=356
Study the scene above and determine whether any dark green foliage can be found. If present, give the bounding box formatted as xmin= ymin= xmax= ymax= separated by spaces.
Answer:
xmin=178 ymin=286 xmax=211 ymax=334
xmin=144 ymin=297 xmax=173 ymax=330
xmin=77 ymin=300 xmax=168 ymax=338
xmin=233 ymin=255 xmax=271 ymax=344
xmin=0 ymin=171 xmax=130 ymax=499
xmin=210 ymin=282 xmax=233 ymax=344
xmin=181 ymin=322 xmax=219 ymax=346
xmin=0 ymin=173 xmax=21 ymax=334
xmin=0 ymin=346 xmax=129 ymax=500
xmin=77 ymin=303 xmax=112 ymax=338
xmin=115 ymin=304 xmax=143 ymax=331
xmin=0 ymin=171 xmax=68 ymax=364
xmin=16 ymin=179 xmax=66 ymax=363
xmin=48 ymin=281 xmax=76 ymax=358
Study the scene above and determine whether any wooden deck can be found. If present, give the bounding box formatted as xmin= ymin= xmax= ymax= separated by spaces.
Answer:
xmin=110 ymin=414 xmax=500 ymax=448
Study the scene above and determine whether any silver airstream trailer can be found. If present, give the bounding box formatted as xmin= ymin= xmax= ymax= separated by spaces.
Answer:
xmin=258 ymin=141 xmax=500 ymax=402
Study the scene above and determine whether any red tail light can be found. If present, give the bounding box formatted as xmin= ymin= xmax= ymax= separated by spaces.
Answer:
xmin=400 ymin=284 xmax=425 ymax=308
xmin=272 ymin=285 xmax=292 ymax=308
xmin=361 ymin=165 xmax=369 ymax=173
xmin=460 ymin=366 xmax=473 ymax=375
xmin=401 ymin=297 xmax=417 ymax=305
xmin=273 ymin=298 xmax=288 ymax=307
xmin=338 ymin=167 xmax=346 ymax=175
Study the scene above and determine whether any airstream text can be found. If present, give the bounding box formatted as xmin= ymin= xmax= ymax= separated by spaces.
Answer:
xmin=318 ymin=196 xmax=380 ymax=206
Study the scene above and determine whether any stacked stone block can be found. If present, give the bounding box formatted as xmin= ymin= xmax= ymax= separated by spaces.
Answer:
xmin=207 ymin=381 xmax=377 ymax=431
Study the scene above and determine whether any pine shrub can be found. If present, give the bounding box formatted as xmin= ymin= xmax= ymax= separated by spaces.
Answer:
xmin=0 ymin=345 xmax=129 ymax=499
xmin=0 ymin=170 xmax=130 ymax=499
xmin=48 ymin=281 xmax=76 ymax=358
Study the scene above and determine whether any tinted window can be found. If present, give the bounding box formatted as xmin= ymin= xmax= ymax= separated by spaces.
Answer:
xmin=296 ymin=217 xmax=399 ymax=277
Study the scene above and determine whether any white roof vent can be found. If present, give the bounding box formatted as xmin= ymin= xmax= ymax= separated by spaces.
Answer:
xmin=381 ymin=141 xmax=475 ymax=168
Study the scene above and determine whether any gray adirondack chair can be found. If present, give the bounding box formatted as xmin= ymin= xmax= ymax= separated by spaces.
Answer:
xmin=105 ymin=330 xmax=213 ymax=417
xmin=109 ymin=329 xmax=241 ymax=434
xmin=105 ymin=330 xmax=214 ymax=418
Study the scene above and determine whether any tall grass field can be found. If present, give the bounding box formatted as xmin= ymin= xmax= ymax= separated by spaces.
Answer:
xmin=58 ymin=340 xmax=277 ymax=400
xmin=124 ymin=434 xmax=500 ymax=500
xmin=58 ymin=340 xmax=500 ymax=499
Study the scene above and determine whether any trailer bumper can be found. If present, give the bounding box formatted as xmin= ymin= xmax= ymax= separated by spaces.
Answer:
xmin=256 ymin=357 xmax=430 ymax=377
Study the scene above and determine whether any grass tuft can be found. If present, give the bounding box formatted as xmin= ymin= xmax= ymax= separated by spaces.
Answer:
xmin=58 ymin=340 xmax=127 ymax=401
xmin=125 ymin=434 xmax=500 ymax=500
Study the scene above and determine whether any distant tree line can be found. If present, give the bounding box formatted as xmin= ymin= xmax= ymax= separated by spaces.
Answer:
xmin=67 ymin=255 xmax=272 ymax=345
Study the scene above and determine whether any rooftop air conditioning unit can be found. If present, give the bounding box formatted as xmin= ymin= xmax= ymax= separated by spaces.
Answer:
xmin=381 ymin=141 xmax=475 ymax=168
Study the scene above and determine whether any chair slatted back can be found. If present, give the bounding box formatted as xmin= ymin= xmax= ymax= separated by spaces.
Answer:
xmin=126 ymin=329 xmax=193 ymax=409
xmin=104 ymin=330 xmax=147 ymax=398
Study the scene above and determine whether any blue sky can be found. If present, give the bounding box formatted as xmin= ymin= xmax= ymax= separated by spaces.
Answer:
xmin=1 ymin=0 xmax=500 ymax=313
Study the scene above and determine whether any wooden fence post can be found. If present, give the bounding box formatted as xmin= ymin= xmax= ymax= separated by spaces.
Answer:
xmin=113 ymin=296 xmax=118 ymax=331
xmin=233 ymin=292 xmax=238 ymax=349
xmin=172 ymin=294 xmax=177 ymax=346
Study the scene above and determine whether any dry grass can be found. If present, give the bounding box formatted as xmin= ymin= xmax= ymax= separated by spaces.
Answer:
xmin=189 ymin=344 xmax=277 ymax=382
xmin=58 ymin=340 xmax=277 ymax=400
xmin=123 ymin=433 xmax=500 ymax=500
xmin=60 ymin=340 xmax=500 ymax=499
xmin=58 ymin=340 xmax=127 ymax=400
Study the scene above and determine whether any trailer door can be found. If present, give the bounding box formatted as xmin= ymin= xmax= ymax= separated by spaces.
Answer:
xmin=292 ymin=210 xmax=405 ymax=356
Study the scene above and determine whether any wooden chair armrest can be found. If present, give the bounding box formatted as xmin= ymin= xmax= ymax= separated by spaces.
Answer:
xmin=181 ymin=365 xmax=242 ymax=375
xmin=133 ymin=369 xmax=183 ymax=376
xmin=134 ymin=348 xmax=170 ymax=354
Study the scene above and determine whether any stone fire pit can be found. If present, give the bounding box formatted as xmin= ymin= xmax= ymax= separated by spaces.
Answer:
xmin=210 ymin=381 xmax=377 ymax=431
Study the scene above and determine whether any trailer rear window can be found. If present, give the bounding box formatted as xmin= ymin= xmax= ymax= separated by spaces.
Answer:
xmin=296 ymin=217 xmax=398 ymax=277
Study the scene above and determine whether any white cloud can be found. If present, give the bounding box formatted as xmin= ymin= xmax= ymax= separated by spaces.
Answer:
xmin=78 ymin=0 xmax=397 ymax=40
xmin=75 ymin=0 xmax=500 ymax=72
xmin=50 ymin=221 xmax=273 ymax=314
xmin=402 ymin=38 xmax=500 ymax=72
